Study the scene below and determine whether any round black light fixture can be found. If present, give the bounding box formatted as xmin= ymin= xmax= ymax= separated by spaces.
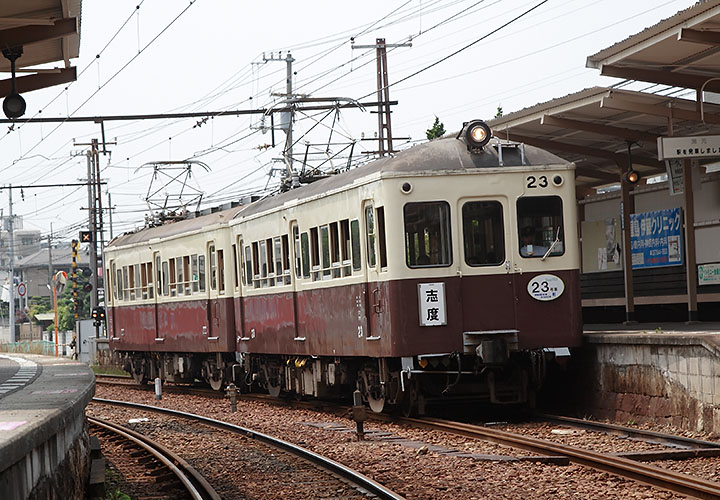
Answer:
xmin=552 ymin=175 xmax=563 ymax=186
xmin=624 ymin=170 xmax=639 ymax=185
xmin=463 ymin=120 xmax=492 ymax=150
xmin=401 ymin=182 xmax=412 ymax=193
xmin=2 ymin=46 xmax=25 ymax=119
xmin=3 ymin=92 xmax=25 ymax=119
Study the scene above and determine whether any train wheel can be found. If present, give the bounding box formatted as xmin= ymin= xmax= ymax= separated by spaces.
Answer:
xmin=400 ymin=378 xmax=419 ymax=417
xmin=267 ymin=380 xmax=281 ymax=398
xmin=367 ymin=391 xmax=386 ymax=413
xmin=130 ymin=358 xmax=148 ymax=385
xmin=208 ymin=375 xmax=224 ymax=391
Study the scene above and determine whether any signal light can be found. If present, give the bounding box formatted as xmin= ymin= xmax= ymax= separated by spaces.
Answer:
xmin=624 ymin=169 xmax=639 ymax=185
xmin=83 ymin=283 xmax=93 ymax=293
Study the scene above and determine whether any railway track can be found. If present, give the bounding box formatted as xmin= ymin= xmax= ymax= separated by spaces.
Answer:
xmin=88 ymin=416 xmax=220 ymax=500
xmin=91 ymin=397 xmax=405 ymax=500
xmin=386 ymin=416 xmax=720 ymax=499
xmin=95 ymin=376 xmax=720 ymax=498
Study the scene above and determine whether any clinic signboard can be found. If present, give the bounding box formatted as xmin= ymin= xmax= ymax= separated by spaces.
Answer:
xmin=630 ymin=208 xmax=683 ymax=269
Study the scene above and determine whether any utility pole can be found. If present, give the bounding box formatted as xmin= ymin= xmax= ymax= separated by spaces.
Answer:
xmin=47 ymin=224 xmax=52 ymax=292
xmin=8 ymin=185 xmax=14 ymax=342
xmin=75 ymin=137 xmax=114 ymax=312
xmin=263 ymin=51 xmax=298 ymax=188
xmin=107 ymin=192 xmax=114 ymax=240
xmin=352 ymin=38 xmax=411 ymax=156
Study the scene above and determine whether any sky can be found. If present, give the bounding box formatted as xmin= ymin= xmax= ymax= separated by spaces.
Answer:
xmin=0 ymin=0 xmax=699 ymax=245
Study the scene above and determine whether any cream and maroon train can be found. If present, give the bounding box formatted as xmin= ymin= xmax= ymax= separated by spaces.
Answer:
xmin=104 ymin=120 xmax=582 ymax=414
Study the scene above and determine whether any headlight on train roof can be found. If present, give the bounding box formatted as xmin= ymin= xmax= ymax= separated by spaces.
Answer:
xmin=462 ymin=119 xmax=492 ymax=151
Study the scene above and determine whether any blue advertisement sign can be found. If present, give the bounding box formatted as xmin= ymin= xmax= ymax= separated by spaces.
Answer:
xmin=630 ymin=208 xmax=683 ymax=269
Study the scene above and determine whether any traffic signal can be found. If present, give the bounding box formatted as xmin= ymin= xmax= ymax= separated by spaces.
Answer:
xmin=91 ymin=306 xmax=105 ymax=327
xmin=80 ymin=231 xmax=93 ymax=243
xmin=83 ymin=283 xmax=93 ymax=293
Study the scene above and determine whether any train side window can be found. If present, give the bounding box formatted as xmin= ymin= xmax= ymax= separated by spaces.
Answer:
xmin=169 ymin=258 xmax=177 ymax=296
xmin=217 ymin=249 xmax=225 ymax=294
xmin=232 ymin=243 xmax=239 ymax=291
xmin=274 ymin=236 xmax=284 ymax=286
xmin=146 ymin=261 xmax=154 ymax=299
xmin=106 ymin=268 xmax=112 ymax=303
xmin=112 ymin=263 xmax=118 ymax=300
xmin=310 ymin=227 xmax=321 ymax=280
xmin=462 ymin=201 xmax=505 ymax=266
xmin=330 ymin=222 xmax=341 ymax=278
xmin=198 ymin=255 xmax=206 ymax=292
xmin=209 ymin=244 xmax=217 ymax=290
xmin=301 ymin=232 xmax=310 ymax=279
xmin=252 ymin=242 xmax=260 ymax=288
xmin=191 ymin=255 xmax=199 ymax=292
xmin=365 ymin=205 xmax=377 ymax=268
xmin=162 ymin=261 xmax=169 ymax=296
xmin=134 ymin=265 xmax=141 ymax=300
xmin=116 ymin=267 xmax=122 ymax=301
xmin=265 ymin=238 xmax=275 ymax=287
xmin=128 ymin=265 xmax=136 ymax=301
xmin=377 ymin=207 xmax=388 ymax=270
xmin=281 ymin=235 xmax=291 ymax=285
xmin=244 ymin=246 xmax=253 ymax=287
xmin=122 ymin=266 xmax=129 ymax=301
xmin=404 ymin=201 xmax=452 ymax=268
xmin=140 ymin=263 xmax=148 ymax=300
xmin=350 ymin=219 xmax=361 ymax=271
xmin=155 ymin=255 xmax=161 ymax=297
xmin=183 ymin=256 xmax=191 ymax=295
xmin=320 ymin=224 xmax=331 ymax=280
xmin=293 ymin=224 xmax=301 ymax=279
xmin=176 ymin=257 xmax=184 ymax=296
xmin=259 ymin=240 xmax=269 ymax=287
xmin=340 ymin=219 xmax=351 ymax=276
xmin=517 ymin=196 xmax=565 ymax=259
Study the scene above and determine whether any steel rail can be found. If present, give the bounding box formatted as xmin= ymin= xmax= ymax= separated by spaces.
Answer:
xmin=534 ymin=412 xmax=720 ymax=450
xmin=406 ymin=416 xmax=720 ymax=500
xmin=88 ymin=416 xmax=220 ymax=500
xmin=92 ymin=398 xmax=405 ymax=500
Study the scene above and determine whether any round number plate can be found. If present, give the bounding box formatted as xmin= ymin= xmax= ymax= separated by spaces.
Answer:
xmin=527 ymin=274 xmax=565 ymax=301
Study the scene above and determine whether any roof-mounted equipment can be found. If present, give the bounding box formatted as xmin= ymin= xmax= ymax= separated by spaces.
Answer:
xmin=459 ymin=119 xmax=492 ymax=152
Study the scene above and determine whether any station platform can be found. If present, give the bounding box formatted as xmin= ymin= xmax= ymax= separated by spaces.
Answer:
xmin=0 ymin=354 xmax=95 ymax=500
xmin=576 ymin=322 xmax=720 ymax=433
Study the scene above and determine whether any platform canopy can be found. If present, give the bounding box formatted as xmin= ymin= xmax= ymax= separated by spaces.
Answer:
xmin=0 ymin=0 xmax=81 ymax=98
xmin=488 ymin=1 xmax=720 ymax=195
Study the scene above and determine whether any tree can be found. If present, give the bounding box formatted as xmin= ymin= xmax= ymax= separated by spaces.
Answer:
xmin=495 ymin=105 xmax=503 ymax=118
xmin=425 ymin=116 xmax=446 ymax=140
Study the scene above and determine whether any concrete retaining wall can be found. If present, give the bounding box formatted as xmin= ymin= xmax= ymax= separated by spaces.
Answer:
xmin=578 ymin=333 xmax=720 ymax=433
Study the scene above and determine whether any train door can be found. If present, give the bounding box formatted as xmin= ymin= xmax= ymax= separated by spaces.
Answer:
xmin=289 ymin=222 xmax=301 ymax=340
xmin=458 ymin=199 xmax=516 ymax=332
xmin=107 ymin=260 xmax=117 ymax=338
xmin=152 ymin=252 xmax=161 ymax=341
xmin=207 ymin=241 xmax=223 ymax=340
xmin=363 ymin=201 xmax=384 ymax=340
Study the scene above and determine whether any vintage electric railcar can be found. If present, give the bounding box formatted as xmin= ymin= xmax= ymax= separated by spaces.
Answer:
xmin=105 ymin=120 xmax=582 ymax=414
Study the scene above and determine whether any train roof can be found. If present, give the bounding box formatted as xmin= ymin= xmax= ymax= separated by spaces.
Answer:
xmin=107 ymin=204 xmax=246 ymax=248
xmin=233 ymin=135 xmax=569 ymax=219
xmin=107 ymin=135 xmax=569 ymax=248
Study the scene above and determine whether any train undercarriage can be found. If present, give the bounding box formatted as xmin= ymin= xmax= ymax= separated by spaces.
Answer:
xmin=118 ymin=347 xmax=562 ymax=415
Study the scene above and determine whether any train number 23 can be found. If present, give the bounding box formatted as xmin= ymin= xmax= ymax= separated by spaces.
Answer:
xmin=526 ymin=175 xmax=548 ymax=188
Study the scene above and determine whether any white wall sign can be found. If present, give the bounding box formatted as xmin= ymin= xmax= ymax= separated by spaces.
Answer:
xmin=665 ymin=159 xmax=684 ymax=195
xmin=698 ymin=263 xmax=720 ymax=286
xmin=418 ymin=282 xmax=447 ymax=326
xmin=658 ymin=135 xmax=720 ymax=160
xmin=527 ymin=274 xmax=565 ymax=301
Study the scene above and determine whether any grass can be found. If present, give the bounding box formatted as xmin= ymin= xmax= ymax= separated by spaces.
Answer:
xmin=91 ymin=365 xmax=130 ymax=377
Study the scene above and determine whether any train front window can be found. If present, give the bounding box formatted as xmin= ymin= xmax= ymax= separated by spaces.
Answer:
xmin=404 ymin=201 xmax=452 ymax=268
xmin=517 ymin=196 xmax=564 ymax=258
xmin=462 ymin=201 xmax=504 ymax=266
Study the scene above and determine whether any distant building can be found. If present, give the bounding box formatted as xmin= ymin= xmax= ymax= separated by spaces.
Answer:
xmin=0 ymin=216 xmax=42 ymax=267
xmin=15 ymin=244 xmax=92 ymax=299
